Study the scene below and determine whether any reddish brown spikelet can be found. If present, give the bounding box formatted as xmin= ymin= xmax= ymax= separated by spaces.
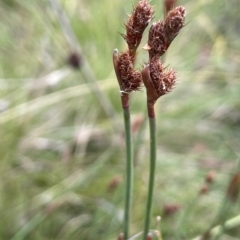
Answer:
xmin=227 ymin=172 xmax=240 ymax=202
xmin=149 ymin=57 xmax=177 ymax=98
xmin=161 ymin=68 xmax=177 ymax=93
xmin=124 ymin=18 xmax=140 ymax=51
xmin=117 ymin=52 xmax=134 ymax=81
xmin=116 ymin=52 xmax=142 ymax=92
xmin=149 ymin=57 xmax=164 ymax=91
xmin=124 ymin=0 xmax=153 ymax=51
xmin=131 ymin=71 xmax=142 ymax=89
xmin=164 ymin=6 xmax=186 ymax=44
xmin=147 ymin=21 xmax=168 ymax=57
xmin=132 ymin=0 xmax=154 ymax=31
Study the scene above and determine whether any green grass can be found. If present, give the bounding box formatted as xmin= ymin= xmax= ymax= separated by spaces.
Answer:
xmin=0 ymin=0 xmax=240 ymax=239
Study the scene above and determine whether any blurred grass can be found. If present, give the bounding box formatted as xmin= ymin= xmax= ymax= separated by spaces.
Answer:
xmin=0 ymin=0 xmax=240 ymax=239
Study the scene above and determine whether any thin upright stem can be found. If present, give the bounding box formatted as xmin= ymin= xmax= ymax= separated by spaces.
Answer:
xmin=122 ymin=94 xmax=133 ymax=240
xmin=191 ymin=213 xmax=240 ymax=240
xmin=143 ymin=104 xmax=156 ymax=240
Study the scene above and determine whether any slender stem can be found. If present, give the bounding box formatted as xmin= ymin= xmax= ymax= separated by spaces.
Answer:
xmin=143 ymin=103 xmax=156 ymax=240
xmin=122 ymin=94 xmax=133 ymax=240
xmin=191 ymin=213 xmax=240 ymax=240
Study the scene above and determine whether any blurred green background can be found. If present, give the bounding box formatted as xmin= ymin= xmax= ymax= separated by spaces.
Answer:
xmin=0 ymin=0 xmax=240 ymax=239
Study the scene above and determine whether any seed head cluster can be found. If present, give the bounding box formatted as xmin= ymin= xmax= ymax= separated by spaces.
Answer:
xmin=113 ymin=0 xmax=186 ymax=98
xmin=164 ymin=6 xmax=186 ymax=44
xmin=144 ymin=4 xmax=185 ymax=101
xmin=123 ymin=0 xmax=154 ymax=52
xmin=116 ymin=52 xmax=142 ymax=92
xmin=114 ymin=0 xmax=153 ymax=93
xmin=149 ymin=57 xmax=177 ymax=98
xmin=147 ymin=21 xmax=166 ymax=58
xmin=147 ymin=6 xmax=186 ymax=58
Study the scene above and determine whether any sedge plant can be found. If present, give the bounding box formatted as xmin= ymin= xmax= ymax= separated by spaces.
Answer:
xmin=113 ymin=1 xmax=153 ymax=239
xmin=142 ymin=6 xmax=185 ymax=238
xmin=113 ymin=0 xmax=186 ymax=239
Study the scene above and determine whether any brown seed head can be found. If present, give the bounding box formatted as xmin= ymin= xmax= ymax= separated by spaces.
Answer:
xmin=117 ymin=52 xmax=134 ymax=81
xmin=124 ymin=0 xmax=153 ymax=51
xmin=164 ymin=6 xmax=186 ymax=44
xmin=162 ymin=68 xmax=177 ymax=93
xmin=142 ymin=58 xmax=177 ymax=105
xmin=133 ymin=0 xmax=154 ymax=31
xmin=116 ymin=52 xmax=142 ymax=92
xmin=149 ymin=57 xmax=177 ymax=98
xmin=147 ymin=21 xmax=168 ymax=58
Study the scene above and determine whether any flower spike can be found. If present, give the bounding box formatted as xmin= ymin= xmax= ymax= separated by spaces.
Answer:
xmin=123 ymin=0 xmax=153 ymax=55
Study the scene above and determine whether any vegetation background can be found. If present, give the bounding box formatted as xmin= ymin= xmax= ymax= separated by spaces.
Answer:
xmin=0 ymin=0 xmax=240 ymax=239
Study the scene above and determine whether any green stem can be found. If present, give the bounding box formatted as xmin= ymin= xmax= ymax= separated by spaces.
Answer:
xmin=191 ymin=213 xmax=240 ymax=240
xmin=122 ymin=97 xmax=133 ymax=240
xmin=143 ymin=107 xmax=156 ymax=240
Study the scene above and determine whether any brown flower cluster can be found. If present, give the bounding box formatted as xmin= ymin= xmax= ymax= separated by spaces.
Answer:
xmin=164 ymin=6 xmax=186 ymax=44
xmin=116 ymin=52 xmax=142 ymax=93
xmin=149 ymin=57 xmax=177 ymax=98
xmin=113 ymin=0 xmax=186 ymax=101
xmin=142 ymin=5 xmax=185 ymax=104
xmin=146 ymin=6 xmax=186 ymax=58
xmin=113 ymin=0 xmax=153 ymax=94
xmin=123 ymin=0 xmax=154 ymax=53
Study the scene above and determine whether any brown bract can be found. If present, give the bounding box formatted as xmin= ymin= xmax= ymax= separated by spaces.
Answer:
xmin=114 ymin=51 xmax=142 ymax=93
xmin=164 ymin=6 xmax=186 ymax=44
xmin=123 ymin=0 xmax=153 ymax=52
